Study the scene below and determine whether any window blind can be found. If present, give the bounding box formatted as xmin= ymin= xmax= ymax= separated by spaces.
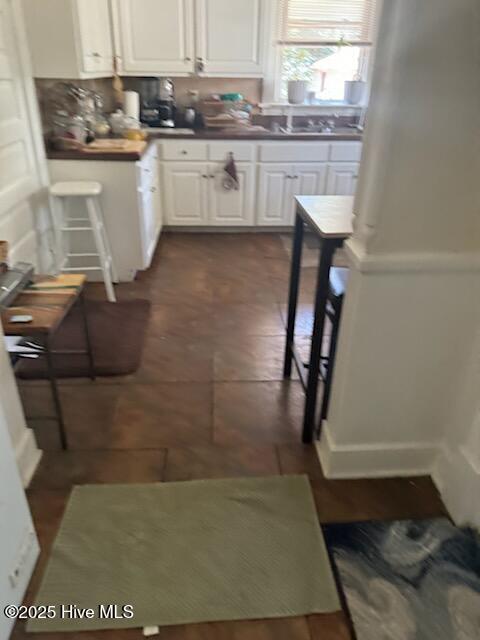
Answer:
xmin=278 ymin=0 xmax=377 ymax=46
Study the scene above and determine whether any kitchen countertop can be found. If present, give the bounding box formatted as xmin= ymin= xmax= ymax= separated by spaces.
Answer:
xmin=46 ymin=128 xmax=363 ymax=162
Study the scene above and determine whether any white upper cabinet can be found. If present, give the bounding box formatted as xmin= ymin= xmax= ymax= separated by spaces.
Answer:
xmin=23 ymin=0 xmax=267 ymax=78
xmin=76 ymin=0 xmax=113 ymax=74
xmin=112 ymin=0 xmax=195 ymax=75
xmin=22 ymin=0 xmax=114 ymax=78
xmin=195 ymin=0 xmax=264 ymax=76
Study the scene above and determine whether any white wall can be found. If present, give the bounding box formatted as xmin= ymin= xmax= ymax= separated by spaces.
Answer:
xmin=433 ymin=327 xmax=480 ymax=529
xmin=318 ymin=0 xmax=480 ymax=522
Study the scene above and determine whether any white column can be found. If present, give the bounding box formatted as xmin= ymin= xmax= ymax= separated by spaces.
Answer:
xmin=318 ymin=0 xmax=480 ymax=503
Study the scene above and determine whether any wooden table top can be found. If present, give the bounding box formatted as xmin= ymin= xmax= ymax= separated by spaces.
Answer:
xmin=1 ymin=274 xmax=86 ymax=336
xmin=295 ymin=195 xmax=354 ymax=239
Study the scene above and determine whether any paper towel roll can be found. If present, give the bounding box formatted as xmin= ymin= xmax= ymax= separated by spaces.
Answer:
xmin=123 ymin=91 xmax=140 ymax=120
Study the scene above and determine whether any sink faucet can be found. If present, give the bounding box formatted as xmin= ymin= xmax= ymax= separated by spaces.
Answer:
xmin=285 ymin=108 xmax=293 ymax=133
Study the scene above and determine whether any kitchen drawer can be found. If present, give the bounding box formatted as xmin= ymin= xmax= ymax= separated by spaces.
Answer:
xmin=329 ymin=142 xmax=363 ymax=162
xmin=159 ymin=141 xmax=208 ymax=161
xmin=208 ymin=142 xmax=256 ymax=162
xmin=259 ymin=142 xmax=329 ymax=163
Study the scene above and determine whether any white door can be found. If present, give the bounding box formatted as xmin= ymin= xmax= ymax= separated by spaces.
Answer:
xmin=114 ymin=0 xmax=195 ymax=74
xmin=0 ymin=4 xmax=41 ymax=635
xmin=163 ymin=162 xmax=208 ymax=225
xmin=257 ymin=164 xmax=294 ymax=226
xmin=326 ymin=163 xmax=360 ymax=196
xmin=76 ymin=0 xmax=113 ymax=74
xmin=208 ymin=162 xmax=255 ymax=226
xmin=195 ymin=0 xmax=263 ymax=76
xmin=0 ymin=0 xmax=43 ymax=265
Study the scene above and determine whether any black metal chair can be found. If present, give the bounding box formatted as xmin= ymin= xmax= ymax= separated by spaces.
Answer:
xmin=319 ymin=266 xmax=349 ymax=430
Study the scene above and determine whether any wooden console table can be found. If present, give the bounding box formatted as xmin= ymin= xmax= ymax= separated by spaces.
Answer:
xmin=1 ymin=274 xmax=94 ymax=449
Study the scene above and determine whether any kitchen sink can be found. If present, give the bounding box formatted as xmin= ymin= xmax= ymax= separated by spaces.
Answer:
xmin=280 ymin=126 xmax=361 ymax=135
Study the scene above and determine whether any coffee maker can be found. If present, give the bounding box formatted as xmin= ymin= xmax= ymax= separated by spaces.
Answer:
xmin=139 ymin=77 xmax=176 ymax=128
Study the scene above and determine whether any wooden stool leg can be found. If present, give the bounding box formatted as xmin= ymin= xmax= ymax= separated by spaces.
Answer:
xmin=95 ymin=198 xmax=119 ymax=283
xmin=86 ymin=196 xmax=116 ymax=303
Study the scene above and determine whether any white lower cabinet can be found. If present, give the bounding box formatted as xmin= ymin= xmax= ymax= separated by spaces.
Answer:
xmin=163 ymin=161 xmax=255 ymax=226
xmin=137 ymin=170 xmax=162 ymax=266
xmin=257 ymin=163 xmax=328 ymax=226
xmin=257 ymin=164 xmax=294 ymax=226
xmin=163 ymin=162 xmax=208 ymax=225
xmin=48 ymin=145 xmax=162 ymax=282
xmin=209 ymin=163 xmax=255 ymax=225
xmin=160 ymin=140 xmax=362 ymax=227
xmin=326 ymin=163 xmax=360 ymax=196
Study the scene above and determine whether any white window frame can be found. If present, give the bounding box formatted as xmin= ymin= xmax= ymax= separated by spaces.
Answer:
xmin=261 ymin=0 xmax=382 ymax=113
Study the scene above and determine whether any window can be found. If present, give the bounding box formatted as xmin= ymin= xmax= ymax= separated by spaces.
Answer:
xmin=276 ymin=0 xmax=378 ymax=103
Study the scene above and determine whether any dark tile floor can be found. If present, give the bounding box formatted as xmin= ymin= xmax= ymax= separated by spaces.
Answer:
xmin=16 ymin=233 xmax=447 ymax=640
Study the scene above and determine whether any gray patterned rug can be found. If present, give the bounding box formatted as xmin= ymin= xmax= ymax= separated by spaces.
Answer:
xmin=324 ymin=519 xmax=480 ymax=640
xmin=29 ymin=476 xmax=340 ymax=632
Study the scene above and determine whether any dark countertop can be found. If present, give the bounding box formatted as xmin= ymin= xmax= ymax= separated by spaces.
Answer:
xmin=46 ymin=129 xmax=363 ymax=162
xmin=149 ymin=128 xmax=363 ymax=141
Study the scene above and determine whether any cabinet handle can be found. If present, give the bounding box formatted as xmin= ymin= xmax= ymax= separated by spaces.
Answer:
xmin=150 ymin=187 xmax=157 ymax=193
xmin=202 ymin=174 xmax=208 ymax=178
xmin=209 ymin=174 xmax=215 ymax=179
xmin=181 ymin=150 xmax=188 ymax=155
xmin=92 ymin=52 xmax=101 ymax=58
xmin=185 ymin=57 xmax=192 ymax=62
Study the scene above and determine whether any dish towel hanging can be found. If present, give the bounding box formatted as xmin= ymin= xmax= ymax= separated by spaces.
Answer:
xmin=223 ymin=152 xmax=239 ymax=191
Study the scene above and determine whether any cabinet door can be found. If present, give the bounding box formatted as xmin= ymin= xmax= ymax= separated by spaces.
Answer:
xmin=163 ymin=163 xmax=208 ymax=225
xmin=257 ymin=164 xmax=294 ymax=226
xmin=208 ymin=162 xmax=255 ymax=226
xmin=195 ymin=0 xmax=263 ymax=76
xmin=76 ymin=0 xmax=113 ymax=74
xmin=137 ymin=188 xmax=157 ymax=268
xmin=287 ymin=163 xmax=328 ymax=224
xmin=114 ymin=0 xmax=195 ymax=74
xmin=326 ymin=163 xmax=360 ymax=196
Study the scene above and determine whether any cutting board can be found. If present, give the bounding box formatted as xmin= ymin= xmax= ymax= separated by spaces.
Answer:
xmin=83 ymin=140 xmax=147 ymax=154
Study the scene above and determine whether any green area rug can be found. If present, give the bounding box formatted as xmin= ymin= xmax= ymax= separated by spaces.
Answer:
xmin=29 ymin=476 xmax=340 ymax=632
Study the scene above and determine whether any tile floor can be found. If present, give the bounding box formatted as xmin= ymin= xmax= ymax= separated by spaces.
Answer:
xmin=15 ymin=233 xmax=447 ymax=640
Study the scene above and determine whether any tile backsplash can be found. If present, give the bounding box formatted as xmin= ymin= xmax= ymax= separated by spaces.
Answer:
xmin=122 ymin=77 xmax=263 ymax=106
xmin=35 ymin=76 xmax=358 ymax=133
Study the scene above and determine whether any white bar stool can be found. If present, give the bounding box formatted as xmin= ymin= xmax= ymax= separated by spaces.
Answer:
xmin=49 ymin=181 xmax=117 ymax=302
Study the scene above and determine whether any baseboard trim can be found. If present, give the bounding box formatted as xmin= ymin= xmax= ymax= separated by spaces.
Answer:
xmin=316 ymin=422 xmax=439 ymax=478
xmin=15 ymin=429 xmax=42 ymax=487
xmin=163 ymin=226 xmax=294 ymax=233
xmin=432 ymin=445 xmax=480 ymax=528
